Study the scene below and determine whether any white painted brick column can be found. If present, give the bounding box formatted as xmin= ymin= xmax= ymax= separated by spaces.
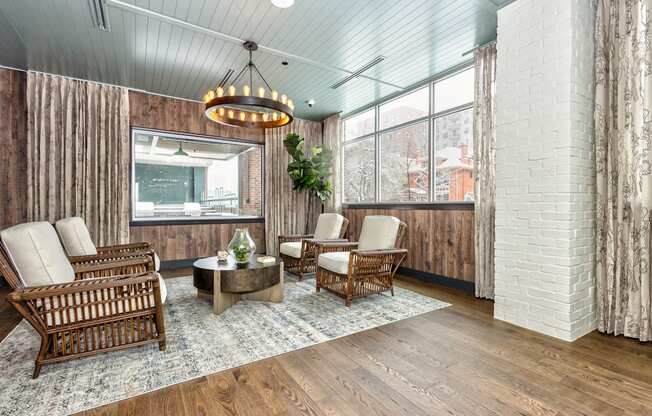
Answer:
xmin=493 ymin=0 xmax=596 ymax=341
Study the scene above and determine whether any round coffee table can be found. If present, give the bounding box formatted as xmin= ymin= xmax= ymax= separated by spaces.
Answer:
xmin=193 ymin=255 xmax=284 ymax=315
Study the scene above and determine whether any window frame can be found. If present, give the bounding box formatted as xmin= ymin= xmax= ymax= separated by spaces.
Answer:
xmin=130 ymin=127 xmax=265 ymax=225
xmin=341 ymin=65 xmax=476 ymax=207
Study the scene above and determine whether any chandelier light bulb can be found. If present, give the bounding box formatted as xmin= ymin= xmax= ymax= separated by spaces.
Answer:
xmin=271 ymin=0 xmax=294 ymax=8
xmin=203 ymin=40 xmax=293 ymax=128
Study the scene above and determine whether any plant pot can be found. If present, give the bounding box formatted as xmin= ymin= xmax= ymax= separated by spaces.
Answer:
xmin=227 ymin=228 xmax=256 ymax=264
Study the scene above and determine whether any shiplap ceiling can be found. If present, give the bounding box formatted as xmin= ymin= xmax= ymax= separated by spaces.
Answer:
xmin=0 ymin=0 xmax=509 ymax=121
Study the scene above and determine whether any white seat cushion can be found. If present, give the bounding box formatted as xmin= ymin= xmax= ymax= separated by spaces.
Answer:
xmin=358 ymin=216 xmax=401 ymax=251
xmin=154 ymin=252 xmax=161 ymax=272
xmin=1 ymin=222 xmax=75 ymax=287
xmin=313 ymin=213 xmax=345 ymax=240
xmin=280 ymin=242 xmax=302 ymax=258
xmin=55 ymin=217 xmax=98 ymax=256
xmin=317 ymin=251 xmax=350 ymax=275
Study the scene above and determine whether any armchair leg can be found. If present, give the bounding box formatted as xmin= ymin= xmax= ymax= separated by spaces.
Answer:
xmin=32 ymin=337 xmax=48 ymax=379
xmin=32 ymin=363 xmax=42 ymax=379
xmin=159 ymin=339 xmax=166 ymax=351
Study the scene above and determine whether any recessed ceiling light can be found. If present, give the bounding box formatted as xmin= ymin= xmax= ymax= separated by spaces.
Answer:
xmin=271 ymin=0 xmax=294 ymax=8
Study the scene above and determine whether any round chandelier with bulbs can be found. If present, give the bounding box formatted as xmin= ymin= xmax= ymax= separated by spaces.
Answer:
xmin=203 ymin=41 xmax=294 ymax=129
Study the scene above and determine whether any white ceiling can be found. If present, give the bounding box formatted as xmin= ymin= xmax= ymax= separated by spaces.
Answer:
xmin=0 ymin=0 xmax=510 ymax=121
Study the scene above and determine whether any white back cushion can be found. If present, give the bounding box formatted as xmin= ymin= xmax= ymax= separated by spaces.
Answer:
xmin=358 ymin=216 xmax=401 ymax=251
xmin=55 ymin=217 xmax=98 ymax=256
xmin=1 ymin=222 xmax=76 ymax=286
xmin=313 ymin=213 xmax=345 ymax=240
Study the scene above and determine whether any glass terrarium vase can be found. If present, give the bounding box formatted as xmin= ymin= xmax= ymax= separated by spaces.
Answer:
xmin=227 ymin=228 xmax=256 ymax=264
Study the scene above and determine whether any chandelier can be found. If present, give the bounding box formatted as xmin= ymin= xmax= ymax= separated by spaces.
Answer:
xmin=203 ymin=41 xmax=294 ymax=129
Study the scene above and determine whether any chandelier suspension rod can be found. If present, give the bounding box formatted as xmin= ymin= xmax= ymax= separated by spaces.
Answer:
xmin=227 ymin=49 xmax=275 ymax=94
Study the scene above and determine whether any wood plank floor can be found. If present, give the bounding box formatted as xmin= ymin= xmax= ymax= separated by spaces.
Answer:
xmin=2 ymin=273 xmax=652 ymax=415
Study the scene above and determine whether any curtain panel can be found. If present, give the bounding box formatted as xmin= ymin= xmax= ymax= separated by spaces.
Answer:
xmin=594 ymin=0 xmax=652 ymax=341
xmin=265 ymin=119 xmax=323 ymax=256
xmin=473 ymin=42 xmax=497 ymax=300
xmin=322 ymin=114 xmax=342 ymax=214
xmin=26 ymin=72 xmax=130 ymax=246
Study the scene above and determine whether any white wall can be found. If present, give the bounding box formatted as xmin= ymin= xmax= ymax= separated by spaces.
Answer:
xmin=494 ymin=0 xmax=596 ymax=341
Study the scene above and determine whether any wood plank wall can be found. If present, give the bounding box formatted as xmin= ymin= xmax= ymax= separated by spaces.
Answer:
xmin=0 ymin=68 xmax=27 ymax=230
xmin=128 ymin=91 xmax=267 ymax=260
xmin=129 ymin=91 xmax=265 ymax=144
xmin=130 ymin=222 xmax=266 ymax=261
xmin=343 ymin=207 xmax=475 ymax=282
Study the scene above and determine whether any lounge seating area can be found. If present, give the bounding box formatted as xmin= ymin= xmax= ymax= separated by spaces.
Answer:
xmin=1 ymin=1 xmax=652 ymax=415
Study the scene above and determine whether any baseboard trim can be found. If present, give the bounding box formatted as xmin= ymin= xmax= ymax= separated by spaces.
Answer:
xmin=397 ymin=267 xmax=475 ymax=294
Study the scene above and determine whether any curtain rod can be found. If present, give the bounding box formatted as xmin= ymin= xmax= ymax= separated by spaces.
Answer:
xmin=461 ymin=40 xmax=497 ymax=57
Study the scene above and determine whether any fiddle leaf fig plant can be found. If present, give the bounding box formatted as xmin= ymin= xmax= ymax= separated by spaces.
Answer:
xmin=284 ymin=133 xmax=334 ymax=231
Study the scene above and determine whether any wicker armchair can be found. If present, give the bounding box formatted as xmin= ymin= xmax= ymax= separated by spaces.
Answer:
xmin=0 ymin=222 xmax=166 ymax=378
xmin=55 ymin=217 xmax=160 ymax=270
xmin=315 ymin=216 xmax=407 ymax=306
xmin=278 ymin=213 xmax=349 ymax=279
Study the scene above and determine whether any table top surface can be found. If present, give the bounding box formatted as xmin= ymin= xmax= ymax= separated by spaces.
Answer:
xmin=193 ymin=254 xmax=280 ymax=271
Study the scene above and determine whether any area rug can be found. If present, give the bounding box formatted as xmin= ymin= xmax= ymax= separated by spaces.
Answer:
xmin=0 ymin=274 xmax=449 ymax=416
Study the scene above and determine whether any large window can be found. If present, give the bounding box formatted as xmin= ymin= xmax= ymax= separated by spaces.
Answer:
xmin=132 ymin=129 xmax=263 ymax=221
xmin=342 ymin=66 xmax=475 ymax=204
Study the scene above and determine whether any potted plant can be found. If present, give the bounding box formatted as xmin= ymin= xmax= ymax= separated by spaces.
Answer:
xmin=283 ymin=133 xmax=333 ymax=233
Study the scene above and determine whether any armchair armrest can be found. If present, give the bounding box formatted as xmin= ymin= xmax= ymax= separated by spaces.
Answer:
xmin=351 ymin=248 xmax=408 ymax=256
xmin=7 ymin=272 xmax=162 ymax=331
xmin=72 ymin=255 xmax=154 ymax=280
xmin=278 ymin=234 xmax=314 ymax=244
xmin=303 ymin=238 xmax=348 ymax=251
xmin=315 ymin=241 xmax=359 ymax=255
xmin=96 ymin=242 xmax=152 ymax=254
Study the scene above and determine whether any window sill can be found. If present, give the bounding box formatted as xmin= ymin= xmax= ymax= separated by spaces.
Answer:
xmin=129 ymin=217 xmax=265 ymax=226
xmin=342 ymin=202 xmax=474 ymax=211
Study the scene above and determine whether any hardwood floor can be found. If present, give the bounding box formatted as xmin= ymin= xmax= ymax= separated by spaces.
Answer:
xmin=2 ymin=273 xmax=652 ymax=415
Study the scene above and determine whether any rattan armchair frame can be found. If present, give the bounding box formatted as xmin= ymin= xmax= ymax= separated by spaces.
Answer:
xmin=278 ymin=218 xmax=349 ymax=280
xmin=0 ymin=244 xmax=166 ymax=378
xmin=315 ymin=221 xmax=408 ymax=306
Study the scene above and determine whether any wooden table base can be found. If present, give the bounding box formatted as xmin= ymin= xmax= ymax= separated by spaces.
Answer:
xmin=197 ymin=263 xmax=284 ymax=315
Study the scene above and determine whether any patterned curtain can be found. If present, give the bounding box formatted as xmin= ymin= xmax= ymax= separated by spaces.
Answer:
xmin=322 ymin=114 xmax=342 ymax=214
xmin=473 ymin=42 xmax=497 ymax=300
xmin=265 ymin=119 xmax=323 ymax=256
xmin=595 ymin=0 xmax=652 ymax=341
xmin=26 ymin=72 xmax=130 ymax=246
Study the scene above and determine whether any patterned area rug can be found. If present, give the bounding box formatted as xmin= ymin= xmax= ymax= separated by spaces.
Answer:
xmin=0 ymin=274 xmax=449 ymax=416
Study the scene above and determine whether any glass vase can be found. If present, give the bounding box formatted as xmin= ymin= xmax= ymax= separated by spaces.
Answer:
xmin=227 ymin=228 xmax=256 ymax=264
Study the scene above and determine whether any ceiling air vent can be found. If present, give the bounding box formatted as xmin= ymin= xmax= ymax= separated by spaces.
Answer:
xmin=89 ymin=0 xmax=111 ymax=32
xmin=329 ymin=56 xmax=385 ymax=89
